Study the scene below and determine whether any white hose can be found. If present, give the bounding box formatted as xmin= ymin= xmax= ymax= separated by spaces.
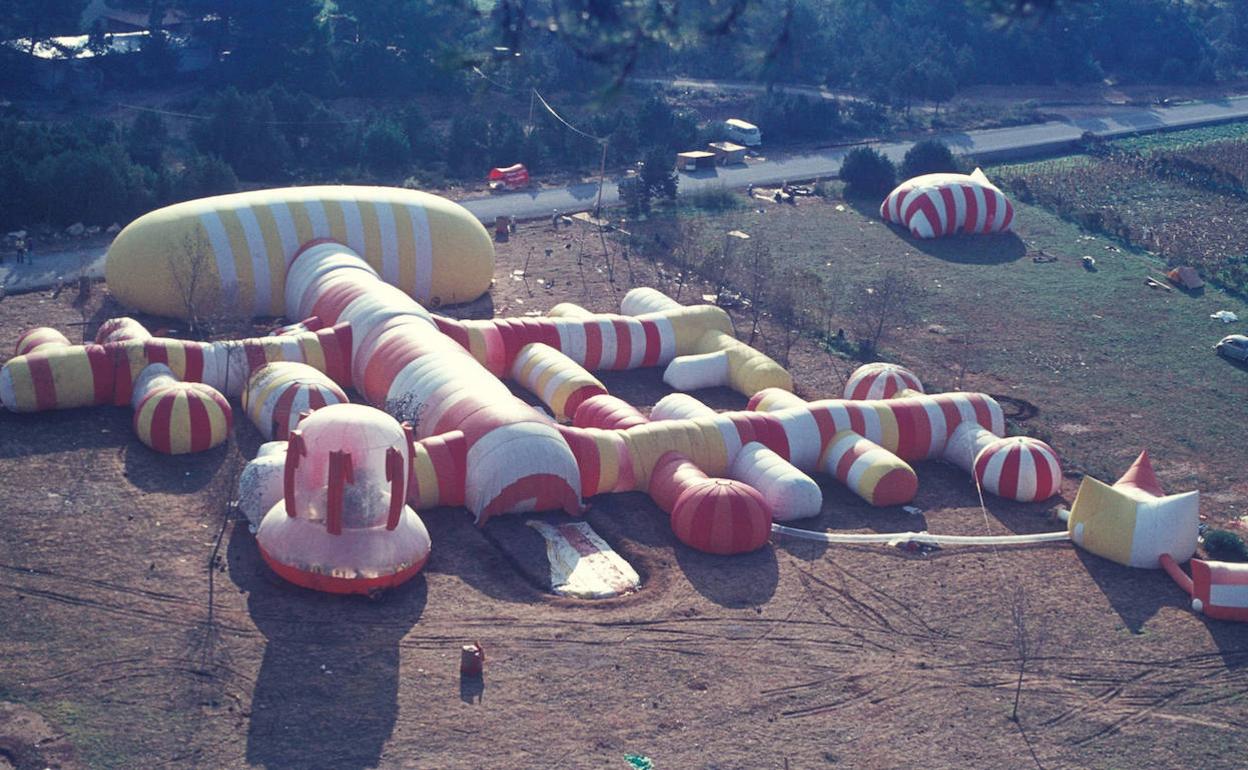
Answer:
xmin=771 ymin=524 xmax=1071 ymax=546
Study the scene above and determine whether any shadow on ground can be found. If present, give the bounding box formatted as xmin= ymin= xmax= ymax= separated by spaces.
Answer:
xmin=228 ymin=526 xmax=426 ymax=770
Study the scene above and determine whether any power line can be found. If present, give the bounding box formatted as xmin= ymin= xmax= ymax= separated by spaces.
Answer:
xmin=112 ymin=102 xmax=366 ymax=125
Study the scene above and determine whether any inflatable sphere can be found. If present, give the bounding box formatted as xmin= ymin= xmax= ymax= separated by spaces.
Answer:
xmin=133 ymin=379 xmax=233 ymax=454
xmin=105 ymin=186 xmax=495 ymax=319
xmin=881 ymin=168 xmax=1013 ymax=239
xmin=671 ymin=478 xmax=772 ymax=555
xmin=843 ymin=362 xmax=924 ymax=400
xmin=256 ymin=403 xmax=431 ymax=594
xmin=973 ymin=436 xmax=1062 ymax=502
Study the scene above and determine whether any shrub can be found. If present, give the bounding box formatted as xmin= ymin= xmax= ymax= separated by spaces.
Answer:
xmin=901 ymin=139 xmax=958 ymax=180
xmin=126 ymin=111 xmax=168 ymax=169
xmin=190 ymin=88 xmax=290 ymax=181
xmin=361 ymin=118 xmax=411 ymax=174
xmin=175 ymin=154 xmax=239 ymax=201
xmin=685 ymin=186 xmax=739 ymax=212
xmin=1204 ymin=529 xmax=1248 ymax=562
xmin=840 ymin=146 xmax=895 ymax=198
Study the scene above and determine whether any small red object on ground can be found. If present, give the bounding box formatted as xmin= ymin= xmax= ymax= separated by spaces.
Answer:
xmin=460 ymin=641 xmax=485 ymax=676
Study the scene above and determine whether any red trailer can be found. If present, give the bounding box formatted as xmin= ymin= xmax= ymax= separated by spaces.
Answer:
xmin=488 ymin=164 xmax=531 ymax=191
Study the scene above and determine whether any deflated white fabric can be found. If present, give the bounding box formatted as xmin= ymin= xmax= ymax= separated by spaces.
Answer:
xmin=237 ymin=441 xmax=288 ymax=527
xmin=730 ymin=441 xmax=822 ymax=521
xmin=663 ymin=350 xmax=730 ymax=391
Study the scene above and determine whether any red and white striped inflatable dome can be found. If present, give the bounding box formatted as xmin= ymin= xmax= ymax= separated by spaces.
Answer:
xmin=671 ymin=478 xmax=773 ymax=555
xmin=881 ymin=168 xmax=1013 ymax=239
xmin=843 ymin=362 xmax=924 ymax=400
xmin=973 ymin=436 xmax=1061 ymax=502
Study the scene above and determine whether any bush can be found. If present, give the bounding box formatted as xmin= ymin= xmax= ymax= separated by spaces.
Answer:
xmin=840 ymin=146 xmax=895 ymax=198
xmin=174 ymin=154 xmax=239 ymax=201
xmin=361 ymin=118 xmax=411 ymax=174
xmin=1204 ymin=529 xmax=1248 ymax=562
xmin=190 ymin=88 xmax=290 ymax=181
xmin=126 ymin=112 xmax=168 ymax=169
xmin=685 ymin=186 xmax=739 ymax=212
xmin=901 ymin=139 xmax=958 ymax=180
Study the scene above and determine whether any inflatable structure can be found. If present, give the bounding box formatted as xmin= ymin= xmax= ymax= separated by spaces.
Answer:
xmin=881 ymin=168 xmax=1014 ymax=239
xmin=3 ymin=186 xmax=1237 ymax=622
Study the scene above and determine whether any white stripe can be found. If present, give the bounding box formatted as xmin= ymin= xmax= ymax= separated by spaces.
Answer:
xmin=1209 ymin=583 xmax=1248 ymax=609
xmin=922 ymin=400 xmax=948 ymax=457
xmin=341 ymin=198 xmax=367 ymax=255
xmin=1016 ymin=446 xmax=1037 ymax=502
xmin=951 ymin=183 xmax=967 ymax=232
xmin=199 ymin=211 xmax=238 ymax=300
xmin=596 ymin=319 xmax=617 ymax=370
xmin=989 ymin=190 xmax=1007 ymax=232
xmin=555 ymin=318 xmax=588 ymax=364
xmin=909 ymin=210 xmax=934 ymax=239
xmin=856 ymin=404 xmax=882 ymax=443
xmin=375 ymin=202 xmax=399 ymax=285
xmin=981 ymin=445 xmax=1007 ymax=491
xmin=235 ymin=206 xmax=271 ymax=315
xmin=627 ymin=320 xmax=646 ymax=369
xmin=927 ymin=190 xmax=948 ymax=235
xmin=972 ymin=185 xmax=988 ymax=233
xmin=845 ymin=447 xmax=878 ymax=493
xmin=268 ymin=203 xmax=300 ymax=256
xmin=407 ymin=204 xmax=433 ymax=301
xmin=303 ymin=199 xmax=331 ymax=240
xmin=953 ymin=394 xmax=979 ymax=432
xmin=776 ymin=408 xmax=821 ymax=471
xmin=822 ymin=402 xmax=852 ymax=435
xmin=712 ymin=414 xmax=743 ymax=466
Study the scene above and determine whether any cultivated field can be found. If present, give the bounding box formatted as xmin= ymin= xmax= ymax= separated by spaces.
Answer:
xmin=992 ymin=123 xmax=1248 ymax=292
xmin=0 ymin=193 xmax=1246 ymax=769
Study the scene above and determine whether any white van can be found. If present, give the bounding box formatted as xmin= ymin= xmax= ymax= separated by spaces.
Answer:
xmin=724 ymin=118 xmax=762 ymax=147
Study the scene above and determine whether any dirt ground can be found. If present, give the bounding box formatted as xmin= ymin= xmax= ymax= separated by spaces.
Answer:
xmin=1 ymin=206 xmax=1246 ymax=769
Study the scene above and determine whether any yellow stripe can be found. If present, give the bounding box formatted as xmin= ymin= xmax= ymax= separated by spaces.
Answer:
xmin=874 ymin=403 xmax=900 ymax=453
xmin=47 ymin=351 xmax=95 ymax=408
xmin=251 ymin=204 xmax=288 ymax=316
xmin=163 ymin=343 xmax=187 ymax=381
xmin=323 ymin=199 xmax=348 ymax=245
xmin=220 ymin=209 xmax=256 ymax=316
xmin=412 ymin=446 xmax=441 ymax=509
xmin=392 ymin=202 xmax=417 ymax=296
xmin=289 ymin=201 xmax=314 ymax=249
xmin=593 ymin=431 xmax=619 ymax=494
xmin=207 ymin=394 xmax=229 ymax=445
xmin=299 ymin=337 xmax=326 ymax=375
xmin=6 ymin=358 xmax=36 ymax=411
xmin=169 ymin=391 xmax=191 ymax=455
xmin=358 ymin=201 xmax=383 ymax=274
xmin=465 ymin=325 xmax=488 ymax=365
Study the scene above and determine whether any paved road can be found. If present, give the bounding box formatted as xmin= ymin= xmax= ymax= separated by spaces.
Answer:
xmin=458 ymin=94 xmax=1248 ymax=224
xmin=5 ymin=94 xmax=1248 ymax=293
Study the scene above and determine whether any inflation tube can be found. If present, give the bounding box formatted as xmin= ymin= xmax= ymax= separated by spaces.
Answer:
xmin=771 ymin=524 xmax=1071 ymax=546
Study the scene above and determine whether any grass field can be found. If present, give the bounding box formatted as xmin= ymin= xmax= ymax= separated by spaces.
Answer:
xmin=990 ymin=124 xmax=1248 ymax=293
xmin=632 ymin=193 xmax=1248 ymax=503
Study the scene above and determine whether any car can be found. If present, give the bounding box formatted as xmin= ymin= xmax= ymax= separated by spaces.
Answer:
xmin=1214 ymin=334 xmax=1248 ymax=362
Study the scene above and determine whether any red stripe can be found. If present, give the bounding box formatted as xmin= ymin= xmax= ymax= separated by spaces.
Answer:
xmin=962 ymin=186 xmax=979 ymax=234
xmin=183 ymin=344 xmax=205 ymax=383
xmin=583 ymin=322 xmax=603 ymax=371
xmin=847 ymin=405 xmax=866 ymax=437
xmin=969 ymin=395 xmax=993 ymax=431
xmin=87 ymin=345 xmax=114 ymax=405
xmin=244 ymin=342 xmax=269 ymax=372
xmin=1000 ymin=198 xmax=1014 ymax=231
xmin=834 ymin=436 xmax=867 ymax=481
xmin=611 ymin=319 xmax=633 ymax=370
xmin=558 ymin=427 xmax=601 ymax=498
xmin=891 ymin=401 xmax=917 ymax=458
xmin=996 ymin=445 xmax=1022 ymax=499
xmin=640 ymin=320 xmax=661 ymax=367
xmin=434 ymin=315 xmax=470 ymax=349
xmin=27 ymin=354 xmax=58 ymax=410
xmin=143 ymin=340 xmax=169 ymax=366
xmin=982 ymin=188 xmax=998 ymax=234
xmin=1031 ymin=446 xmax=1055 ymax=501
xmin=148 ymin=392 xmax=175 ymax=454
xmin=849 ymin=374 xmax=870 ymax=400
xmin=938 ymin=186 xmax=958 ymax=236
xmin=187 ymin=388 xmax=212 ymax=452
xmin=272 ymin=386 xmax=300 ymax=439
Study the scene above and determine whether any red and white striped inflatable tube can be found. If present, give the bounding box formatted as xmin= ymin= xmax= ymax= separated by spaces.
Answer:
xmin=242 ymin=361 xmax=349 ymax=440
xmin=844 ymin=362 xmax=924 ymax=400
xmin=973 ymin=436 xmax=1061 ymax=502
xmin=881 ymin=169 xmax=1014 ymax=239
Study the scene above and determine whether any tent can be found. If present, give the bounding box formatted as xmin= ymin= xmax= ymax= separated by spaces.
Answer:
xmin=488 ymin=164 xmax=530 ymax=190
xmin=1167 ymin=265 xmax=1204 ymax=290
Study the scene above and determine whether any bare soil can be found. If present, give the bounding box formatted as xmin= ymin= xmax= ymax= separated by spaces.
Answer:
xmin=0 ymin=204 xmax=1246 ymax=769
